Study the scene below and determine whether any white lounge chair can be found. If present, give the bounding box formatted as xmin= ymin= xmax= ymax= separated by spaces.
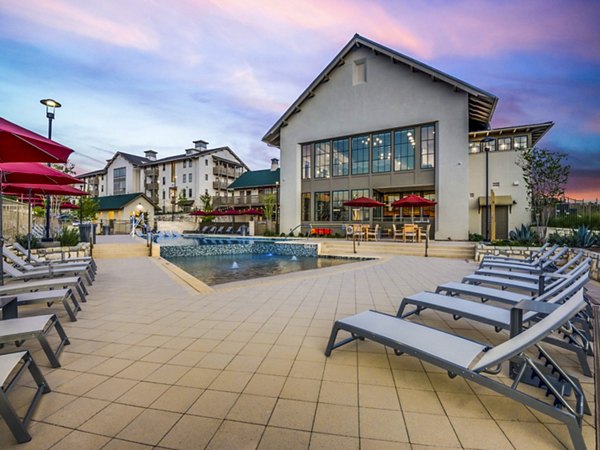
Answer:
xmin=325 ymin=287 xmax=589 ymax=450
xmin=0 ymin=277 xmax=88 ymax=303
xmin=0 ymin=314 xmax=70 ymax=367
xmin=1 ymin=287 xmax=81 ymax=321
xmin=0 ymin=351 xmax=50 ymax=443
xmin=3 ymin=247 xmax=95 ymax=281
xmin=4 ymin=261 xmax=94 ymax=286
xmin=12 ymin=242 xmax=96 ymax=272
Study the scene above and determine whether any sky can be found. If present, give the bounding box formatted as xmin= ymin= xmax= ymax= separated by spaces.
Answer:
xmin=0 ymin=0 xmax=598 ymax=200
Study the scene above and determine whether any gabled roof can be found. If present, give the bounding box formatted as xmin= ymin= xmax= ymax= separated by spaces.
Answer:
xmin=262 ymin=34 xmax=498 ymax=147
xmin=96 ymin=193 xmax=154 ymax=211
xmin=147 ymin=146 xmax=250 ymax=170
xmin=78 ymin=168 xmax=106 ymax=178
xmin=228 ymin=168 xmax=280 ymax=190
xmin=106 ymin=152 xmax=150 ymax=168
xmin=469 ymin=121 xmax=554 ymax=147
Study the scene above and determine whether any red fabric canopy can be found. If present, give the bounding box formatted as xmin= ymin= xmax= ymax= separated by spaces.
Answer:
xmin=60 ymin=201 xmax=81 ymax=209
xmin=190 ymin=210 xmax=219 ymax=216
xmin=391 ymin=194 xmax=437 ymax=208
xmin=0 ymin=162 xmax=83 ymax=185
xmin=343 ymin=196 xmax=385 ymax=207
xmin=0 ymin=117 xmax=74 ymax=163
xmin=2 ymin=183 xmax=88 ymax=196
xmin=240 ymin=208 xmax=264 ymax=216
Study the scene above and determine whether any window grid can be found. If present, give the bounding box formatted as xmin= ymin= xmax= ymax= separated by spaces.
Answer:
xmin=498 ymin=137 xmax=512 ymax=151
xmin=351 ymin=135 xmax=370 ymax=174
xmin=514 ymin=135 xmax=528 ymax=150
xmin=394 ymin=129 xmax=415 ymax=171
xmin=301 ymin=144 xmax=312 ymax=179
xmin=113 ymin=167 xmax=126 ymax=195
xmin=314 ymin=142 xmax=331 ymax=178
xmin=332 ymin=139 xmax=349 ymax=176
xmin=420 ymin=125 xmax=435 ymax=169
xmin=332 ymin=190 xmax=349 ymax=221
xmin=301 ymin=193 xmax=311 ymax=221
xmin=314 ymin=192 xmax=330 ymax=221
xmin=372 ymin=132 xmax=391 ymax=173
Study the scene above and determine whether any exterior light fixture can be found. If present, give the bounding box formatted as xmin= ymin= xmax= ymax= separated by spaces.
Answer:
xmin=40 ymin=98 xmax=62 ymax=241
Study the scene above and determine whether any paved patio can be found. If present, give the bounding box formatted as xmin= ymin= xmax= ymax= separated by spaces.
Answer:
xmin=0 ymin=254 xmax=596 ymax=449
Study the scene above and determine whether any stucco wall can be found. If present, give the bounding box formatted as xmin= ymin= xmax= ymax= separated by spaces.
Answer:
xmin=468 ymin=149 xmax=530 ymax=234
xmin=278 ymin=47 xmax=470 ymax=239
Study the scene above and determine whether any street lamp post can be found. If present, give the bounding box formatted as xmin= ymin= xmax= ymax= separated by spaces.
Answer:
xmin=275 ymin=181 xmax=280 ymax=235
xmin=40 ymin=99 xmax=62 ymax=242
xmin=481 ymin=136 xmax=494 ymax=242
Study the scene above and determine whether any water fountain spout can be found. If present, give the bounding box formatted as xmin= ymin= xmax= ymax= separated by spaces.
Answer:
xmin=231 ymin=261 xmax=239 ymax=269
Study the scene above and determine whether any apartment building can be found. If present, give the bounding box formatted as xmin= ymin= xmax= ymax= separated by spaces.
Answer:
xmin=79 ymin=140 xmax=249 ymax=213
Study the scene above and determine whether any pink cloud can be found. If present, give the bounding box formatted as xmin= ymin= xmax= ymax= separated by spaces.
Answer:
xmin=0 ymin=0 xmax=159 ymax=51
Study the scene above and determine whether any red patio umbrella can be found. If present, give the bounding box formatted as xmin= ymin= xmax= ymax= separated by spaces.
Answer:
xmin=0 ymin=162 xmax=82 ymax=185
xmin=343 ymin=196 xmax=385 ymax=208
xmin=2 ymin=183 xmax=87 ymax=261
xmin=391 ymin=194 xmax=437 ymax=223
xmin=240 ymin=208 xmax=264 ymax=216
xmin=0 ymin=117 xmax=74 ymax=163
xmin=59 ymin=202 xmax=80 ymax=210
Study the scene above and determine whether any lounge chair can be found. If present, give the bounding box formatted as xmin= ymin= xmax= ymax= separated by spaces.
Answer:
xmin=199 ymin=225 xmax=210 ymax=233
xmin=0 ymin=351 xmax=50 ymax=443
xmin=3 ymin=247 xmax=96 ymax=280
xmin=0 ymin=314 xmax=70 ymax=367
xmin=12 ymin=242 xmax=97 ymax=272
xmin=398 ymin=264 xmax=592 ymax=375
xmin=4 ymin=263 xmax=94 ymax=286
xmin=206 ymin=226 xmax=217 ymax=234
xmin=214 ymin=226 xmax=225 ymax=234
xmin=1 ymin=287 xmax=82 ymax=321
xmin=236 ymin=225 xmax=248 ymax=236
xmin=224 ymin=226 xmax=233 ymax=234
xmin=0 ymin=277 xmax=88 ymax=303
xmin=481 ymin=242 xmax=553 ymax=263
xmin=479 ymin=246 xmax=569 ymax=274
xmin=325 ymin=288 xmax=589 ymax=450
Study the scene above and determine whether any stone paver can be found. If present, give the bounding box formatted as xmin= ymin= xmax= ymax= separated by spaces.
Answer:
xmin=1 ymin=251 xmax=596 ymax=449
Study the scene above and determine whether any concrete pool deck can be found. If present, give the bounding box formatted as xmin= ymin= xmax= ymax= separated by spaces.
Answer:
xmin=0 ymin=250 xmax=597 ymax=449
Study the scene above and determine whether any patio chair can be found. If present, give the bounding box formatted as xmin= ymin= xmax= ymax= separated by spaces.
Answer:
xmin=0 ymin=314 xmax=70 ymax=367
xmin=325 ymin=287 xmax=589 ymax=450
xmin=392 ymin=224 xmax=402 ymax=241
xmin=402 ymin=224 xmax=418 ymax=242
xmin=199 ymin=225 xmax=210 ymax=233
xmin=398 ymin=263 xmax=592 ymax=375
xmin=366 ymin=224 xmax=379 ymax=241
xmin=479 ymin=246 xmax=569 ymax=274
xmin=0 ymin=276 xmax=88 ymax=304
xmin=236 ymin=225 xmax=248 ymax=236
xmin=1 ymin=287 xmax=82 ymax=322
xmin=224 ymin=226 xmax=233 ymax=234
xmin=3 ymin=247 xmax=95 ymax=280
xmin=481 ymin=243 xmax=553 ymax=263
xmin=4 ymin=262 xmax=94 ymax=287
xmin=0 ymin=351 xmax=50 ymax=443
xmin=12 ymin=242 xmax=97 ymax=272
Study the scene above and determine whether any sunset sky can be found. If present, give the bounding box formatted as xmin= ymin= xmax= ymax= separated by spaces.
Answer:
xmin=0 ymin=0 xmax=598 ymax=200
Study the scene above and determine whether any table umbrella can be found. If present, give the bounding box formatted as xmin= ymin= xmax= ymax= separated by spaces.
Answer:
xmin=0 ymin=165 xmax=82 ymax=283
xmin=60 ymin=202 xmax=80 ymax=210
xmin=343 ymin=197 xmax=385 ymax=254
xmin=2 ymin=183 xmax=87 ymax=261
xmin=391 ymin=194 xmax=437 ymax=223
xmin=0 ymin=117 xmax=74 ymax=163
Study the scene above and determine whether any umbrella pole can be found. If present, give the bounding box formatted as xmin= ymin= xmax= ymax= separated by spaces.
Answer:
xmin=353 ymin=229 xmax=357 ymax=254
xmin=27 ymin=188 xmax=32 ymax=261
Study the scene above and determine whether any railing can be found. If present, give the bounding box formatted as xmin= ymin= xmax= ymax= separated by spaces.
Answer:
xmin=212 ymin=167 xmax=237 ymax=177
xmin=213 ymin=195 xmax=263 ymax=207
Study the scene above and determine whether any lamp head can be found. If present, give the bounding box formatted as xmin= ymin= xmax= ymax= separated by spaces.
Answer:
xmin=40 ymin=98 xmax=61 ymax=120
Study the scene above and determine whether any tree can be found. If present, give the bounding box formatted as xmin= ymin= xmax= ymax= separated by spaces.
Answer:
xmin=198 ymin=192 xmax=214 ymax=223
xmin=517 ymin=147 xmax=570 ymax=239
xmin=79 ymin=197 xmax=99 ymax=222
xmin=260 ymin=192 xmax=277 ymax=233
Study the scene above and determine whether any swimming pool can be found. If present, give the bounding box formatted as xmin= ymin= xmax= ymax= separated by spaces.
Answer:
xmin=164 ymin=253 xmax=355 ymax=285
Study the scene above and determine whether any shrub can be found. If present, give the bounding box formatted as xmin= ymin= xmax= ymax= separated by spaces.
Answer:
xmin=56 ymin=227 xmax=80 ymax=247
xmin=468 ymin=232 xmax=483 ymax=242
xmin=572 ymin=225 xmax=597 ymax=248
xmin=15 ymin=234 xmax=41 ymax=249
xmin=509 ymin=224 xmax=535 ymax=245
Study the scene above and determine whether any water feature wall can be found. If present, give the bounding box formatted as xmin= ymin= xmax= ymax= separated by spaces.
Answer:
xmin=159 ymin=240 xmax=319 ymax=258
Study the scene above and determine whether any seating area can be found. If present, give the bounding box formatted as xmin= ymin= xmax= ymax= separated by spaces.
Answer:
xmin=326 ymin=245 xmax=594 ymax=449
xmin=0 ymin=239 xmax=596 ymax=448
xmin=0 ymin=244 xmax=97 ymax=443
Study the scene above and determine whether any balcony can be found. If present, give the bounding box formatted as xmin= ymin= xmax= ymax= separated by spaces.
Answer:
xmin=212 ymin=194 xmax=262 ymax=207
xmin=212 ymin=181 xmax=231 ymax=190
xmin=145 ymin=182 xmax=159 ymax=190
xmin=212 ymin=167 xmax=237 ymax=178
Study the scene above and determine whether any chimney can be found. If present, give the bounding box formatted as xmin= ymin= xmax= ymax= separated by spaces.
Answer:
xmin=144 ymin=150 xmax=157 ymax=161
xmin=270 ymin=158 xmax=279 ymax=171
xmin=193 ymin=140 xmax=208 ymax=151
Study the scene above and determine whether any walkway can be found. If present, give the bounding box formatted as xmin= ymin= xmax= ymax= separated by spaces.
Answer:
xmin=0 ymin=254 xmax=595 ymax=449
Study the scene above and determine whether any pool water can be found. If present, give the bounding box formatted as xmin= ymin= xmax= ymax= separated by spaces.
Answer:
xmin=165 ymin=253 xmax=353 ymax=286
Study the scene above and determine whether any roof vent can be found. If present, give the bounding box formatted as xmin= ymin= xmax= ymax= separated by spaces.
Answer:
xmin=144 ymin=150 xmax=157 ymax=161
xmin=193 ymin=140 xmax=208 ymax=150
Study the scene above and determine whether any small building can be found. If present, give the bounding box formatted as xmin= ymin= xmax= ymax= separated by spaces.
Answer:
xmin=96 ymin=193 xmax=156 ymax=233
xmin=216 ymin=158 xmax=280 ymax=210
